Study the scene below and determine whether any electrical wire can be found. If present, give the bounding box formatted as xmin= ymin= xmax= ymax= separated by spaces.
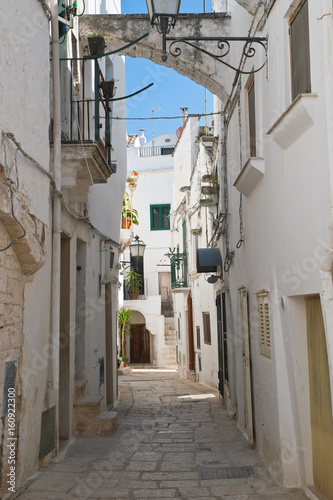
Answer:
xmin=76 ymin=0 xmax=86 ymax=16
xmin=0 ymin=182 xmax=26 ymax=252
xmin=112 ymin=112 xmax=222 ymax=121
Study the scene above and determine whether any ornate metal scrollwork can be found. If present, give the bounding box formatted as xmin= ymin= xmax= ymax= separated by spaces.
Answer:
xmin=163 ymin=35 xmax=268 ymax=75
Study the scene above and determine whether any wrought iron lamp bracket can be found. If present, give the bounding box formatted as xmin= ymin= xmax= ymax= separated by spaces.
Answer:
xmin=161 ymin=33 xmax=268 ymax=74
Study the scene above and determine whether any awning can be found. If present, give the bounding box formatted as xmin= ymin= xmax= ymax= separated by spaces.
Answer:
xmin=196 ymin=248 xmax=222 ymax=273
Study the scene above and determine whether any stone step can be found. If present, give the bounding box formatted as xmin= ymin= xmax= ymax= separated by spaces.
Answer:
xmin=89 ymin=411 xmax=118 ymax=436
xmin=74 ymin=379 xmax=88 ymax=402
xmin=74 ymin=395 xmax=103 ymax=421
xmin=165 ymin=317 xmax=176 ymax=324
xmin=164 ymin=334 xmax=177 ymax=340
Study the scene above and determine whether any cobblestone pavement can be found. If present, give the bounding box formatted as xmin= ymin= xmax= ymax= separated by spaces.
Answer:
xmin=16 ymin=371 xmax=308 ymax=499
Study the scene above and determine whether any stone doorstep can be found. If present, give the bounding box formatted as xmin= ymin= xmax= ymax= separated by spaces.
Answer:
xmin=118 ymin=367 xmax=132 ymax=375
xmin=74 ymin=379 xmax=88 ymax=402
xmin=89 ymin=411 xmax=118 ymax=436
xmin=74 ymin=395 xmax=103 ymax=420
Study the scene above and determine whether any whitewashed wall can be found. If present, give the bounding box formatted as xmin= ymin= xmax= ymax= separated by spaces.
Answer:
xmin=212 ymin=0 xmax=333 ymax=488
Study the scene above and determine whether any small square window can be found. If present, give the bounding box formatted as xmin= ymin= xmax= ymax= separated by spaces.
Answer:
xmin=150 ymin=204 xmax=171 ymax=230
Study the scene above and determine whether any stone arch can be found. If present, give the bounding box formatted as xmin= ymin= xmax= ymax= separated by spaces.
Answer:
xmin=130 ymin=309 xmax=146 ymax=324
xmin=80 ymin=13 xmax=233 ymax=103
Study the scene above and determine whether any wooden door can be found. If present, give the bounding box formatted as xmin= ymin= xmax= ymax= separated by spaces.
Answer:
xmin=130 ymin=325 xmax=150 ymax=363
xmin=187 ymin=292 xmax=195 ymax=372
xmin=240 ymin=287 xmax=254 ymax=445
xmin=306 ymin=295 xmax=333 ymax=500
xmin=216 ymin=293 xmax=224 ymax=398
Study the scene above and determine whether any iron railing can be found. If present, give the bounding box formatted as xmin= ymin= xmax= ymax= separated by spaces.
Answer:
xmin=59 ymin=56 xmax=114 ymax=172
xmin=139 ymin=145 xmax=175 ymax=157
xmin=169 ymin=251 xmax=188 ymax=289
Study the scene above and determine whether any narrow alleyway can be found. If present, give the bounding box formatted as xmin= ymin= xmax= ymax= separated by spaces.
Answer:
xmin=16 ymin=371 xmax=307 ymax=499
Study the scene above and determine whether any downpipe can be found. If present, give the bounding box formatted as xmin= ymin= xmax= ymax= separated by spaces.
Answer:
xmin=49 ymin=1 xmax=62 ymax=402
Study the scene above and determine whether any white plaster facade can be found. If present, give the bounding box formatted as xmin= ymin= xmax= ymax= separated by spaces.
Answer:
xmin=207 ymin=0 xmax=333 ymax=494
xmin=171 ymin=117 xmax=221 ymax=389
xmin=0 ymin=0 xmax=126 ymax=495
xmin=120 ymin=132 xmax=178 ymax=368
xmin=167 ymin=0 xmax=333 ymax=495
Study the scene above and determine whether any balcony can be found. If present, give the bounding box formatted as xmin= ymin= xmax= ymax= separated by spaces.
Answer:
xmin=139 ymin=145 xmax=175 ymax=157
xmin=58 ymin=57 xmax=116 ymax=202
xmin=169 ymin=251 xmax=189 ymax=291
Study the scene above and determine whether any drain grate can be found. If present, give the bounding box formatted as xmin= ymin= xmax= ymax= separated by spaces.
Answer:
xmin=201 ymin=466 xmax=255 ymax=480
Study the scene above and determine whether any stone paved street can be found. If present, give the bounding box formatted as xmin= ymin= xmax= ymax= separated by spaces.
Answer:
xmin=16 ymin=371 xmax=308 ymax=499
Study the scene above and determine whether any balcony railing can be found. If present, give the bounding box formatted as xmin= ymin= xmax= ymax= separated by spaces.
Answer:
xmin=59 ymin=57 xmax=115 ymax=172
xmin=169 ymin=251 xmax=188 ymax=289
xmin=139 ymin=146 xmax=175 ymax=157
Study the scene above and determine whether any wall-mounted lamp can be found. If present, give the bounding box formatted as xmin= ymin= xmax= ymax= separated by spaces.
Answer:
xmin=129 ymin=235 xmax=146 ymax=258
xmin=146 ymin=0 xmax=268 ymax=74
xmin=121 ymin=235 xmax=146 ymax=272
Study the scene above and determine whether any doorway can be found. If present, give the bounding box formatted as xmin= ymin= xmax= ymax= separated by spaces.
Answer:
xmin=105 ymin=283 xmax=115 ymax=406
xmin=187 ymin=292 xmax=195 ymax=372
xmin=59 ymin=236 xmax=70 ymax=441
xmin=306 ymin=295 xmax=333 ymax=499
xmin=130 ymin=324 xmax=150 ymax=363
xmin=75 ymin=239 xmax=86 ymax=381
xmin=216 ymin=292 xmax=229 ymax=399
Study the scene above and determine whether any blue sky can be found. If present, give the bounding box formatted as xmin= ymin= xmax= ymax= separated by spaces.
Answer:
xmin=121 ymin=0 xmax=213 ymax=141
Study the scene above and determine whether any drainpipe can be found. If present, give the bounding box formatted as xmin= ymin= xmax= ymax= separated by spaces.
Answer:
xmin=49 ymin=0 xmax=62 ymax=396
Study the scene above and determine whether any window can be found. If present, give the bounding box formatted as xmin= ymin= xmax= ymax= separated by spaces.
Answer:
xmin=161 ymin=146 xmax=175 ymax=155
xmin=202 ymin=312 xmax=211 ymax=345
xmin=257 ymin=292 xmax=271 ymax=358
xmin=290 ymin=0 xmax=311 ymax=101
xmin=150 ymin=204 xmax=170 ymax=230
xmin=196 ymin=326 xmax=201 ymax=350
xmin=248 ymin=78 xmax=256 ymax=157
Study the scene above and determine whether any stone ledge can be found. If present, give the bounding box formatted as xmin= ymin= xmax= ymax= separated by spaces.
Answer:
xmin=0 ymin=177 xmax=46 ymax=275
xmin=267 ymin=94 xmax=318 ymax=149
xmin=118 ymin=367 xmax=132 ymax=375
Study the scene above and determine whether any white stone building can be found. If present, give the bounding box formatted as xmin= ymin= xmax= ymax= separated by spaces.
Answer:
xmin=168 ymin=0 xmax=333 ymax=496
xmin=120 ymin=131 xmax=178 ymax=368
xmin=208 ymin=0 xmax=333 ymax=496
xmin=0 ymin=0 xmax=126 ymax=495
xmin=171 ymin=115 xmax=222 ymax=389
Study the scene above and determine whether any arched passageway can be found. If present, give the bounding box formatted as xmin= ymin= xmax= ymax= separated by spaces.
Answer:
xmin=127 ymin=310 xmax=151 ymax=364
xmin=79 ymin=13 xmax=233 ymax=102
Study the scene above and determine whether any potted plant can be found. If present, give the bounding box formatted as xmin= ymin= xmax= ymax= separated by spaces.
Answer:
xmin=118 ymin=307 xmax=132 ymax=359
xmin=126 ymin=170 xmax=139 ymax=188
xmin=121 ymin=192 xmax=139 ymax=228
xmin=122 ymin=355 xmax=128 ymax=367
xmin=195 ymin=129 xmax=213 ymax=143
xmin=88 ymin=33 xmax=106 ymax=56
xmin=125 ymin=268 xmax=142 ymax=300
xmin=105 ymin=78 xmax=118 ymax=99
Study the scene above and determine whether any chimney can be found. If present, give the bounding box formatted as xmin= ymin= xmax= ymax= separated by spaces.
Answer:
xmin=139 ymin=129 xmax=146 ymax=146
xmin=180 ymin=107 xmax=188 ymax=128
